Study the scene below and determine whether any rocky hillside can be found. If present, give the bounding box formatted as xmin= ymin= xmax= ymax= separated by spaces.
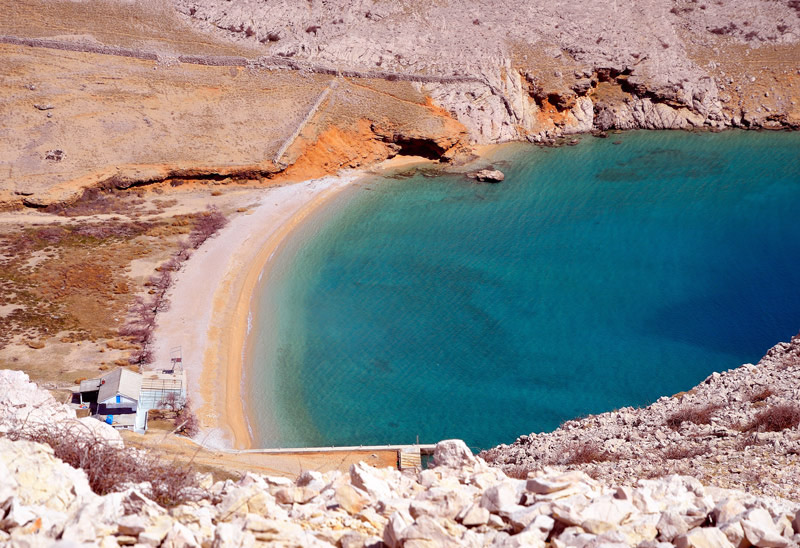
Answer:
xmin=2 ymin=0 xmax=799 ymax=208
xmin=482 ymin=334 xmax=800 ymax=502
xmin=2 ymin=349 xmax=800 ymax=547
xmin=176 ymin=0 xmax=800 ymax=141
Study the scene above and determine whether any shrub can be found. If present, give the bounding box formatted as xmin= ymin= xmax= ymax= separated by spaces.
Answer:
xmin=709 ymin=23 xmax=737 ymax=35
xmin=749 ymin=387 xmax=774 ymax=403
xmin=5 ymin=424 xmax=199 ymax=507
xmin=175 ymin=400 xmax=199 ymax=437
xmin=746 ymin=404 xmax=800 ymax=432
xmin=188 ymin=207 xmax=228 ymax=249
xmin=665 ymin=404 xmax=721 ymax=430
xmin=662 ymin=444 xmax=709 ymax=460
xmin=504 ymin=464 xmax=537 ymax=479
xmin=561 ymin=441 xmax=613 ymax=465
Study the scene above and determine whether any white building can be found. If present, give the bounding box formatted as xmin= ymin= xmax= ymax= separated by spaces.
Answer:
xmin=77 ymin=367 xmax=186 ymax=433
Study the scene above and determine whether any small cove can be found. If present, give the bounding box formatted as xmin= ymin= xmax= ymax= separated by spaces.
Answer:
xmin=246 ymin=130 xmax=800 ymax=450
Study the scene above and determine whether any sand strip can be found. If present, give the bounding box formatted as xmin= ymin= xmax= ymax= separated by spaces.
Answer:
xmin=152 ymin=173 xmax=360 ymax=449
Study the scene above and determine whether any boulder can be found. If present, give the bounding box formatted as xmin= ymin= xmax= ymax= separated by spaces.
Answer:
xmin=473 ymin=169 xmax=505 ymax=183
xmin=76 ymin=417 xmax=123 ymax=449
xmin=0 ymin=370 xmax=77 ymax=433
xmin=657 ymin=511 xmax=690 ymax=541
xmin=741 ymin=509 xmax=790 ymax=548
xmin=434 ymin=440 xmax=477 ymax=468
xmin=711 ymin=498 xmax=746 ymax=526
xmin=459 ymin=504 xmax=490 ymax=527
xmin=579 ymin=496 xmax=634 ymax=534
xmin=117 ymin=514 xmax=147 ymax=536
xmin=480 ymin=482 xmax=521 ymax=514
xmin=402 ymin=515 xmax=464 ymax=547
xmin=675 ymin=527 xmax=736 ymax=548
xmin=0 ymin=438 xmax=94 ymax=513
xmin=162 ymin=522 xmax=201 ymax=548
xmin=350 ymin=462 xmax=396 ymax=501
xmin=335 ymin=484 xmax=370 ymax=515
xmin=503 ymin=530 xmax=546 ymax=547
xmin=383 ymin=510 xmax=412 ymax=548
xmin=522 ymin=514 xmax=555 ymax=541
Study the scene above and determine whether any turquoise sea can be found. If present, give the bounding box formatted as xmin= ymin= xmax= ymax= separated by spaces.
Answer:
xmin=247 ymin=130 xmax=800 ymax=451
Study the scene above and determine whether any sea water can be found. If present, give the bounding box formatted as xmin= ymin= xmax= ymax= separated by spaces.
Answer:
xmin=248 ymin=130 xmax=800 ymax=451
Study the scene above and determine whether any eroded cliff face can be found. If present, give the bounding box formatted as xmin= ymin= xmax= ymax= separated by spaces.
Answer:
xmin=2 ymin=0 xmax=798 ymax=208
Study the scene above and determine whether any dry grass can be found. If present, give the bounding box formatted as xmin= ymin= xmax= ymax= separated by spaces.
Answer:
xmin=748 ymin=387 xmax=774 ymax=403
xmin=746 ymin=404 xmax=800 ymax=433
xmin=5 ymin=423 xmax=201 ymax=507
xmin=504 ymin=464 xmax=539 ymax=479
xmin=665 ymin=404 xmax=722 ymax=430
xmin=0 ymin=204 xmax=227 ymax=373
xmin=561 ymin=441 xmax=614 ymax=465
xmin=0 ymin=221 xmax=153 ymax=348
xmin=661 ymin=444 xmax=710 ymax=460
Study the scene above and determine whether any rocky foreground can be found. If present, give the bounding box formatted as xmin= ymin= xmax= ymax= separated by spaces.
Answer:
xmin=2 ymin=353 xmax=800 ymax=547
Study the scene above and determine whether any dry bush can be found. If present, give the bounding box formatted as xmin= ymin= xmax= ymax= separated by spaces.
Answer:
xmin=661 ymin=444 xmax=710 ymax=460
xmin=561 ymin=441 xmax=613 ymax=465
xmin=5 ymin=424 xmax=199 ymax=507
xmin=118 ymin=209 xmax=226 ymax=365
xmin=188 ymin=207 xmax=228 ymax=249
xmin=735 ymin=434 xmax=768 ymax=450
xmin=43 ymin=188 xmax=144 ymax=217
xmin=175 ymin=400 xmax=200 ymax=437
xmin=749 ymin=387 xmax=774 ymax=403
xmin=504 ymin=464 xmax=538 ymax=479
xmin=665 ymin=404 xmax=721 ymax=430
xmin=746 ymin=404 xmax=800 ymax=433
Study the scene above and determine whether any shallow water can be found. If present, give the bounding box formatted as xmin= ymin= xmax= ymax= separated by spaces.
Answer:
xmin=248 ymin=130 xmax=800 ymax=450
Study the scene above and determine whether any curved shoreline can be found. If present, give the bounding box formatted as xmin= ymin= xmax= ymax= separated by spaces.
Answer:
xmin=222 ymin=176 xmax=361 ymax=448
xmin=152 ymin=173 xmax=363 ymax=449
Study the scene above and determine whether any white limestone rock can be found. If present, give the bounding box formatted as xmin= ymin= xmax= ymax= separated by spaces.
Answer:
xmin=675 ymin=527 xmax=736 ymax=548
xmin=741 ymin=508 xmax=790 ymax=548
xmin=0 ymin=437 xmax=95 ymax=513
xmin=434 ymin=439 xmax=478 ymax=468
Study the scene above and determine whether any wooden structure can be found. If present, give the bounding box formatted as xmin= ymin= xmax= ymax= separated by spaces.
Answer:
xmin=76 ymin=366 xmax=185 ymax=433
xmin=231 ymin=444 xmax=436 ymax=471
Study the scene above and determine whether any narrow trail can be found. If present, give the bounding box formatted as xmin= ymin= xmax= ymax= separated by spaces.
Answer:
xmin=273 ymin=79 xmax=338 ymax=166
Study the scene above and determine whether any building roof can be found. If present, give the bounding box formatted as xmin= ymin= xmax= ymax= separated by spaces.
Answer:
xmin=141 ymin=370 xmax=185 ymax=392
xmin=79 ymin=378 xmax=101 ymax=392
xmin=97 ymin=368 xmax=142 ymax=403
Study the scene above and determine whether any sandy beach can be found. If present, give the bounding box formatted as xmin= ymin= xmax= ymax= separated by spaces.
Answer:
xmin=151 ymin=155 xmax=440 ymax=450
xmin=151 ymin=173 xmax=362 ymax=449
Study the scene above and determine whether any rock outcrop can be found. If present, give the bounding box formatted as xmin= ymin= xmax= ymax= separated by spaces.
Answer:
xmin=175 ymin=0 xmax=800 ymax=142
xmin=473 ymin=169 xmax=506 ymax=183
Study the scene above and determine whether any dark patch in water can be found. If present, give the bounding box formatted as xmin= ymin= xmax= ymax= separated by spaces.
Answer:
xmin=597 ymin=149 xmax=725 ymax=182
